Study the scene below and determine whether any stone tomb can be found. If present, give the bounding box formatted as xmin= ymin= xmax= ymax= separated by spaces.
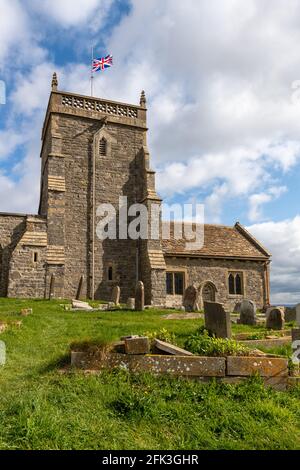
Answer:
xmin=183 ymin=285 xmax=198 ymax=312
xmin=204 ymin=301 xmax=232 ymax=339
xmin=239 ymin=300 xmax=257 ymax=325
xmin=266 ymin=307 xmax=285 ymax=330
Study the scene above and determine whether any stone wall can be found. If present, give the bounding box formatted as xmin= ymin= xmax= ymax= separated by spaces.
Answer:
xmin=0 ymin=214 xmax=26 ymax=296
xmin=164 ymin=256 xmax=266 ymax=310
xmin=7 ymin=217 xmax=47 ymax=298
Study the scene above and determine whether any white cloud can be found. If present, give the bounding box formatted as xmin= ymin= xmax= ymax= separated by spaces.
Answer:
xmin=248 ymin=186 xmax=287 ymax=223
xmin=29 ymin=0 xmax=112 ymax=28
xmin=0 ymin=0 xmax=45 ymax=70
xmin=248 ymin=216 xmax=300 ymax=304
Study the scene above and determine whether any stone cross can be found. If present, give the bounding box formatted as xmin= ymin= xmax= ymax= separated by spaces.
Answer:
xmin=112 ymin=285 xmax=121 ymax=306
xmin=266 ymin=307 xmax=285 ymax=330
xmin=135 ymin=281 xmax=145 ymax=311
xmin=239 ymin=300 xmax=257 ymax=325
xmin=204 ymin=301 xmax=232 ymax=339
xmin=183 ymin=285 xmax=198 ymax=312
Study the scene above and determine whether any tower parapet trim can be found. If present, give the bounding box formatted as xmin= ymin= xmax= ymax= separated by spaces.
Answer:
xmin=42 ymin=89 xmax=147 ymax=141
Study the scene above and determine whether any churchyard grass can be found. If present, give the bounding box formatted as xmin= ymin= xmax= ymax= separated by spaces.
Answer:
xmin=0 ymin=298 xmax=299 ymax=450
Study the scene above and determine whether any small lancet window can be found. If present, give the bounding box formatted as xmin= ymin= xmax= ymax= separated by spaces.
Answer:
xmin=99 ymin=137 xmax=107 ymax=156
xmin=108 ymin=266 xmax=113 ymax=281
xmin=228 ymin=273 xmax=235 ymax=294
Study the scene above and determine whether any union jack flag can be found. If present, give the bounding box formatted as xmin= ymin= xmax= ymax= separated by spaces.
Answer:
xmin=92 ymin=55 xmax=113 ymax=72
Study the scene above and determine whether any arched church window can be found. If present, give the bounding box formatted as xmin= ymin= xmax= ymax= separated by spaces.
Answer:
xmin=235 ymin=273 xmax=242 ymax=295
xmin=228 ymin=272 xmax=243 ymax=295
xmin=99 ymin=137 xmax=107 ymax=156
xmin=228 ymin=273 xmax=235 ymax=294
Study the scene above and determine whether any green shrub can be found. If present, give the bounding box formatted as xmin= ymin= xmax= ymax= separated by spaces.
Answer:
xmin=144 ymin=328 xmax=176 ymax=345
xmin=184 ymin=329 xmax=250 ymax=357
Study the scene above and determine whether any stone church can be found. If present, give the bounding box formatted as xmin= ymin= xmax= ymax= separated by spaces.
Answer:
xmin=0 ymin=74 xmax=271 ymax=310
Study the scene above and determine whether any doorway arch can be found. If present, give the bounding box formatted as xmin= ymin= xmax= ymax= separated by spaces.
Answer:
xmin=199 ymin=281 xmax=218 ymax=308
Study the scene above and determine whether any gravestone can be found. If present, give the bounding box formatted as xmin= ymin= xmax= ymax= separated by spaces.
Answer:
xmin=239 ymin=300 xmax=257 ymax=325
xmin=233 ymin=302 xmax=241 ymax=314
xmin=296 ymin=304 xmax=300 ymax=326
xmin=135 ymin=281 xmax=145 ymax=311
xmin=183 ymin=285 xmax=198 ymax=312
xmin=49 ymin=274 xmax=55 ymax=300
xmin=111 ymin=285 xmax=120 ymax=306
xmin=76 ymin=275 xmax=84 ymax=300
xmin=127 ymin=298 xmax=135 ymax=310
xmin=266 ymin=307 xmax=285 ymax=330
xmin=204 ymin=301 xmax=232 ymax=339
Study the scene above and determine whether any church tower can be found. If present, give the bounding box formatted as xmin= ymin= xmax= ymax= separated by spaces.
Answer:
xmin=38 ymin=73 xmax=166 ymax=303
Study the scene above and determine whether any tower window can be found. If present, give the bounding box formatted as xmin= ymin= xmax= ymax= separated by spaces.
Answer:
xmin=228 ymin=272 xmax=243 ymax=295
xmin=107 ymin=265 xmax=113 ymax=281
xmin=33 ymin=252 xmax=38 ymax=263
xmin=99 ymin=137 xmax=107 ymax=156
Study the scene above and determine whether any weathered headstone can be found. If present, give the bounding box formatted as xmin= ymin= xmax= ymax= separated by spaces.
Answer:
xmin=296 ymin=304 xmax=300 ymax=326
xmin=285 ymin=306 xmax=296 ymax=322
xmin=124 ymin=336 xmax=149 ymax=354
xmin=135 ymin=281 xmax=145 ymax=311
xmin=183 ymin=285 xmax=198 ymax=312
xmin=204 ymin=301 xmax=232 ymax=339
xmin=127 ymin=298 xmax=135 ymax=310
xmin=76 ymin=275 xmax=84 ymax=300
xmin=233 ymin=302 xmax=241 ymax=314
xmin=266 ymin=307 xmax=285 ymax=330
xmin=292 ymin=328 xmax=300 ymax=342
xmin=111 ymin=285 xmax=120 ymax=306
xmin=49 ymin=274 xmax=55 ymax=300
xmin=239 ymin=300 xmax=257 ymax=325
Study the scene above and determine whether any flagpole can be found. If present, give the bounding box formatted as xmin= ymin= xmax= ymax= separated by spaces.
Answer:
xmin=91 ymin=45 xmax=94 ymax=97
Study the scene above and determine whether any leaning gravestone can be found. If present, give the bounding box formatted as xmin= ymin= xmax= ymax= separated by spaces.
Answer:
xmin=239 ymin=300 xmax=257 ymax=325
xmin=135 ymin=281 xmax=145 ymax=311
xmin=266 ymin=307 xmax=285 ymax=330
xmin=76 ymin=275 xmax=84 ymax=300
xmin=111 ymin=285 xmax=120 ymax=306
xmin=183 ymin=285 xmax=198 ymax=312
xmin=204 ymin=301 xmax=232 ymax=339
xmin=49 ymin=274 xmax=55 ymax=300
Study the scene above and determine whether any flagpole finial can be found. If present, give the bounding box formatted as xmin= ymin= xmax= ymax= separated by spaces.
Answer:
xmin=140 ymin=90 xmax=146 ymax=108
xmin=51 ymin=72 xmax=58 ymax=91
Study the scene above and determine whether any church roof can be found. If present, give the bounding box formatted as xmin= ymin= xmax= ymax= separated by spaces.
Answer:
xmin=161 ymin=221 xmax=270 ymax=260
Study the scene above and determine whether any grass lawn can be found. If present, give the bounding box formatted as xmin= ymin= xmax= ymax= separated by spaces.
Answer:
xmin=0 ymin=298 xmax=299 ymax=450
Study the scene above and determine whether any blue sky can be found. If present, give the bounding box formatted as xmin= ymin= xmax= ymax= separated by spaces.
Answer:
xmin=0 ymin=0 xmax=300 ymax=303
